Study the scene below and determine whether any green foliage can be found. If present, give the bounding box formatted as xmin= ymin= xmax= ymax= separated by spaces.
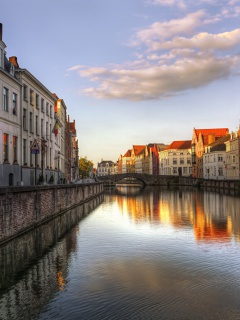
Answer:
xmin=79 ymin=156 xmax=93 ymax=178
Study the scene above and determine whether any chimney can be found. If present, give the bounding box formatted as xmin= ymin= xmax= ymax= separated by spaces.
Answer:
xmin=0 ymin=23 xmax=2 ymax=41
xmin=68 ymin=115 xmax=70 ymax=123
xmin=9 ymin=56 xmax=19 ymax=68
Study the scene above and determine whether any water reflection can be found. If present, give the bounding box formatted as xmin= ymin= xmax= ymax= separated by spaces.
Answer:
xmin=0 ymin=195 xmax=103 ymax=320
xmin=1 ymin=188 xmax=240 ymax=320
xmin=106 ymin=187 xmax=240 ymax=243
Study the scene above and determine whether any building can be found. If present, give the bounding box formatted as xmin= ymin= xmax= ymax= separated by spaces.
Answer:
xmin=68 ymin=118 xmax=79 ymax=181
xmin=97 ymin=160 xmax=116 ymax=176
xmin=159 ymin=141 xmax=192 ymax=176
xmin=203 ymin=134 xmax=230 ymax=180
xmin=131 ymin=145 xmax=145 ymax=173
xmin=0 ymin=23 xmax=79 ymax=186
xmin=225 ymin=130 xmax=240 ymax=180
xmin=0 ymin=24 xmax=22 ymax=186
xmin=191 ymin=128 xmax=229 ymax=178
xmin=14 ymin=63 xmax=59 ymax=185
xmin=122 ymin=150 xmax=131 ymax=173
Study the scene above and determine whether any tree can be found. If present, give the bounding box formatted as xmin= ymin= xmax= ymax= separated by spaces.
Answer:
xmin=79 ymin=156 xmax=94 ymax=178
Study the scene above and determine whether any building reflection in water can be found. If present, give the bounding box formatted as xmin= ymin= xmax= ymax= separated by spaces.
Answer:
xmin=108 ymin=186 xmax=240 ymax=243
xmin=0 ymin=195 xmax=103 ymax=320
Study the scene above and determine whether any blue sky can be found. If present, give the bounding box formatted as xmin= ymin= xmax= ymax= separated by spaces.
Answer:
xmin=1 ymin=0 xmax=240 ymax=166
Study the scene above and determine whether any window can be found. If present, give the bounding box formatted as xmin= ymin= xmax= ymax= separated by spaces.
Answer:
xmin=30 ymin=89 xmax=34 ymax=106
xmin=218 ymin=167 xmax=223 ymax=176
xmin=3 ymin=133 xmax=9 ymax=162
xmin=46 ymin=122 xmax=48 ymax=138
xmin=36 ymin=115 xmax=38 ymax=135
xmin=29 ymin=112 xmax=33 ymax=132
xmin=23 ymin=139 xmax=27 ymax=164
xmin=180 ymin=158 xmax=184 ymax=164
xmin=41 ymin=98 xmax=44 ymax=112
xmin=218 ymin=155 xmax=223 ymax=162
xmin=46 ymin=102 xmax=49 ymax=115
xmin=3 ymin=87 xmax=8 ymax=111
xmin=12 ymin=93 xmax=17 ymax=115
xmin=50 ymin=124 xmax=52 ymax=141
xmin=29 ymin=141 xmax=33 ymax=166
xmin=191 ymin=143 xmax=196 ymax=164
xmin=23 ymin=85 xmax=28 ymax=100
xmin=173 ymin=158 xmax=177 ymax=165
xmin=23 ymin=109 xmax=27 ymax=130
xmin=183 ymin=167 xmax=187 ymax=174
xmin=50 ymin=148 xmax=52 ymax=168
xmin=36 ymin=94 xmax=39 ymax=109
xmin=50 ymin=105 xmax=53 ymax=118
xmin=13 ymin=136 xmax=17 ymax=162
xmin=187 ymin=159 xmax=191 ymax=164
xmin=233 ymin=155 xmax=236 ymax=163
xmin=41 ymin=119 xmax=43 ymax=137
xmin=173 ymin=167 xmax=177 ymax=174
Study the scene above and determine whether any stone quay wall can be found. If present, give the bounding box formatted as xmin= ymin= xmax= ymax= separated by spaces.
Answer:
xmin=179 ymin=176 xmax=240 ymax=193
xmin=0 ymin=182 xmax=104 ymax=244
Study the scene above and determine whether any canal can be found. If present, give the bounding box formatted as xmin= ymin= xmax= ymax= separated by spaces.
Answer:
xmin=1 ymin=186 xmax=240 ymax=320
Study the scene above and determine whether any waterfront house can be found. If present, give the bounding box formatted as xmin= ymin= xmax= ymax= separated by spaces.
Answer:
xmin=203 ymin=134 xmax=230 ymax=180
xmin=191 ymin=128 xmax=229 ymax=178
xmin=159 ymin=141 xmax=192 ymax=176
xmin=225 ymin=130 xmax=240 ymax=180
xmin=131 ymin=145 xmax=145 ymax=173
xmin=0 ymin=24 xmax=22 ymax=186
xmin=122 ymin=150 xmax=131 ymax=173
xmin=97 ymin=160 xmax=116 ymax=176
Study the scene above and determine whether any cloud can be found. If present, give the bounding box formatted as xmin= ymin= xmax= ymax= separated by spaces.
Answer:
xmin=149 ymin=0 xmax=187 ymax=9
xmin=69 ymin=8 xmax=240 ymax=102
xmin=78 ymin=55 xmax=239 ymax=101
xmin=151 ymin=29 xmax=240 ymax=51
xmin=133 ymin=11 xmax=206 ymax=47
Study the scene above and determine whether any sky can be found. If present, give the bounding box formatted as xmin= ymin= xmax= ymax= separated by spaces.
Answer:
xmin=1 ymin=0 xmax=240 ymax=167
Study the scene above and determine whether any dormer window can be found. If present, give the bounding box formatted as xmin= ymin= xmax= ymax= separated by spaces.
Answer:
xmin=9 ymin=63 xmax=15 ymax=76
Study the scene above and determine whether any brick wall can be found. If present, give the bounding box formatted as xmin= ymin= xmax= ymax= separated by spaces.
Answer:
xmin=0 ymin=183 xmax=103 ymax=244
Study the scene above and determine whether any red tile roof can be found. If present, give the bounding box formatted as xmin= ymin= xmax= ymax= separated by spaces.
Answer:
xmin=166 ymin=140 xmax=192 ymax=150
xmin=133 ymin=145 xmax=145 ymax=156
xmin=123 ymin=150 xmax=131 ymax=157
xmin=194 ymin=128 xmax=229 ymax=146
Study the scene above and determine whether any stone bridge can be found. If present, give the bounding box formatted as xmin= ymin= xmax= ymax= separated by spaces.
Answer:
xmin=96 ymin=173 xmax=179 ymax=186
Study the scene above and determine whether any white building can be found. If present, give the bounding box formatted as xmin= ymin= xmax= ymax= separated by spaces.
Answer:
xmin=97 ymin=160 xmax=116 ymax=176
xmin=203 ymin=134 xmax=230 ymax=180
xmin=225 ymin=131 xmax=240 ymax=180
xmin=0 ymin=24 xmax=22 ymax=186
xmin=159 ymin=141 xmax=192 ymax=176
xmin=14 ymin=65 xmax=60 ymax=185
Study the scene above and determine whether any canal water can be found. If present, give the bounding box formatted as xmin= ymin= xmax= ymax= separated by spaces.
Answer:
xmin=1 ymin=186 xmax=240 ymax=320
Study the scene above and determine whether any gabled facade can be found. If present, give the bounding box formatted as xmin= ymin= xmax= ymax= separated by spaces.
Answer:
xmin=203 ymin=134 xmax=230 ymax=180
xmin=122 ymin=150 xmax=131 ymax=173
xmin=118 ymin=155 xmax=123 ymax=174
xmin=225 ymin=131 xmax=240 ymax=180
xmin=191 ymin=128 xmax=229 ymax=178
xmin=159 ymin=141 xmax=192 ymax=176
xmin=131 ymin=145 xmax=145 ymax=173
